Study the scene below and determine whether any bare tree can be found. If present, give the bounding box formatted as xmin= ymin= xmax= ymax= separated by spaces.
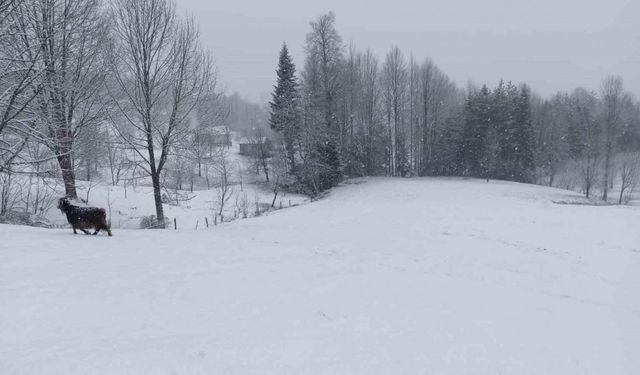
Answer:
xmin=600 ymin=76 xmax=628 ymax=201
xmin=234 ymin=191 xmax=249 ymax=218
xmin=188 ymin=92 xmax=225 ymax=179
xmin=212 ymin=147 xmax=233 ymax=222
xmin=18 ymin=0 xmax=108 ymax=198
xmin=532 ymin=93 xmax=570 ymax=187
xmin=418 ymin=59 xmax=457 ymax=175
xmin=617 ymin=152 xmax=640 ymax=204
xmin=359 ymin=49 xmax=384 ymax=175
xmin=105 ymin=130 xmax=131 ymax=186
xmin=0 ymin=0 xmax=42 ymax=172
xmin=381 ymin=46 xmax=408 ymax=176
xmin=299 ymin=11 xmax=345 ymax=191
xmin=108 ymin=0 xmax=213 ymax=227
xmin=247 ymin=127 xmax=272 ymax=182
xmin=569 ymin=88 xmax=602 ymax=199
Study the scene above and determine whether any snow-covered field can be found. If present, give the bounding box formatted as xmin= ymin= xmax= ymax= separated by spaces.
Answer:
xmin=1 ymin=178 xmax=639 ymax=374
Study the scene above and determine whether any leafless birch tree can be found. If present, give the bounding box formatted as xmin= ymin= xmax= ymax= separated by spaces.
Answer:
xmin=381 ymin=46 xmax=408 ymax=176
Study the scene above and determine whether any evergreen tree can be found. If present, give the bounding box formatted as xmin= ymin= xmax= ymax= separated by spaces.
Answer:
xmin=511 ymin=86 xmax=535 ymax=182
xmin=458 ymin=85 xmax=491 ymax=176
xmin=269 ymin=43 xmax=300 ymax=175
xmin=492 ymin=81 xmax=516 ymax=180
xmin=489 ymin=82 xmax=535 ymax=182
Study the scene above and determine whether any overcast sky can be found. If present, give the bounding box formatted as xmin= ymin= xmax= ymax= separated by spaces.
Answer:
xmin=178 ymin=0 xmax=640 ymax=104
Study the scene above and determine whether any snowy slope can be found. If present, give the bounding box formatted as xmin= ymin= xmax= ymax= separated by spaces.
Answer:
xmin=1 ymin=178 xmax=639 ymax=375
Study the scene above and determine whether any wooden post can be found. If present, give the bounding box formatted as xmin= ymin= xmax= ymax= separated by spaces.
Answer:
xmin=289 ymin=199 xmax=291 ymax=207
xmin=214 ymin=215 xmax=217 ymax=226
xmin=195 ymin=220 xmax=199 ymax=230
xmin=205 ymin=217 xmax=209 ymax=228
xmin=174 ymin=218 xmax=177 ymax=230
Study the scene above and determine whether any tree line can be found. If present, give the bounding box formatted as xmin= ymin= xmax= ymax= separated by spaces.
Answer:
xmin=2 ymin=5 xmax=639 ymax=226
xmin=269 ymin=12 xmax=640 ymax=203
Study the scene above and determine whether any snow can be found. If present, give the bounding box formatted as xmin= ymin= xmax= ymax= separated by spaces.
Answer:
xmin=1 ymin=178 xmax=639 ymax=374
xmin=55 ymin=179 xmax=306 ymax=230
xmin=39 ymin=143 xmax=307 ymax=230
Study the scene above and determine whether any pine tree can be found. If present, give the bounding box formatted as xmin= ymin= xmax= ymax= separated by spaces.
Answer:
xmin=511 ymin=86 xmax=535 ymax=182
xmin=458 ymin=85 xmax=491 ymax=176
xmin=269 ymin=43 xmax=300 ymax=175
xmin=495 ymin=81 xmax=516 ymax=180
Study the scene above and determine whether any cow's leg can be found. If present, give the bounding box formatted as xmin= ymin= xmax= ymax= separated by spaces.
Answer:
xmin=81 ymin=228 xmax=90 ymax=235
xmin=93 ymin=228 xmax=100 ymax=235
xmin=73 ymin=227 xmax=78 ymax=234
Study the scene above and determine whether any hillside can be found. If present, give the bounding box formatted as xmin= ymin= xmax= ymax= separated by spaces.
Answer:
xmin=1 ymin=178 xmax=639 ymax=374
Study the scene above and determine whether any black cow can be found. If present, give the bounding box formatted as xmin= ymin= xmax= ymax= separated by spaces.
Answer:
xmin=57 ymin=197 xmax=112 ymax=236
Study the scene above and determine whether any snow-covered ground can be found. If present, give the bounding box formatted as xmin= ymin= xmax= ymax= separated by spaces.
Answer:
xmin=15 ymin=143 xmax=308 ymax=230
xmin=1 ymin=178 xmax=639 ymax=374
xmin=53 ymin=178 xmax=307 ymax=230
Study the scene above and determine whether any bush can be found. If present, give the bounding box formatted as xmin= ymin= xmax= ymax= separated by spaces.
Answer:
xmin=139 ymin=215 xmax=170 ymax=229
xmin=0 ymin=210 xmax=52 ymax=228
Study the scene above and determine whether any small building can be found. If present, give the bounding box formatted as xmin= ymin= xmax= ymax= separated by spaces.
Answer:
xmin=239 ymin=137 xmax=272 ymax=157
xmin=201 ymin=126 xmax=232 ymax=148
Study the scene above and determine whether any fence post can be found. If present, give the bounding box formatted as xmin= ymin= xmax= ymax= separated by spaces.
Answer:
xmin=174 ymin=218 xmax=177 ymax=230
xmin=205 ymin=217 xmax=209 ymax=228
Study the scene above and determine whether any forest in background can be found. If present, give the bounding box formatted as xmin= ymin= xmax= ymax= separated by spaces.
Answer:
xmin=270 ymin=12 xmax=640 ymax=202
xmin=1 ymin=2 xmax=639 ymax=228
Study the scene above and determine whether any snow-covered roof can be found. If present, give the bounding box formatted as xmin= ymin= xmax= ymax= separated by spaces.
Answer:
xmin=239 ymin=137 xmax=269 ymax=144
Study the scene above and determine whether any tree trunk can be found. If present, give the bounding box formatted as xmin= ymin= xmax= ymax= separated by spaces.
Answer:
xmin=151 ymin=171 xmax=165 ymax=228
xmin=602 ymin=151 xmax=610 ymax=201
xmin=57 ymin=152 xmax=77 ymax=198
xmin=287 ymin=145 xmax=296 ymax=175
xmin=262 ymin=155 xmax=269 ymax=182
xmin=271 ymin=188 xmax=278 ymax=208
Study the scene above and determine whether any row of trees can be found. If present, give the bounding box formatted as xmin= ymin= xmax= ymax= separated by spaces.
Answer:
xmin=2 ymin=4 xmax=639 ymax=224
xmin=269 ymin=12 xmax=640 ymax=202
xmin=0 ymin=0 xmax=223 ymax=226
xmin=532 ymin=77 xmax=640 ymax=202
xmin=270 ymin=13 xmax=462 ymax=193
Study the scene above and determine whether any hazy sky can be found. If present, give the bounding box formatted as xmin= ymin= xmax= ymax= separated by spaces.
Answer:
xmin=178 ymin=0 xmax=640 ymax=104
